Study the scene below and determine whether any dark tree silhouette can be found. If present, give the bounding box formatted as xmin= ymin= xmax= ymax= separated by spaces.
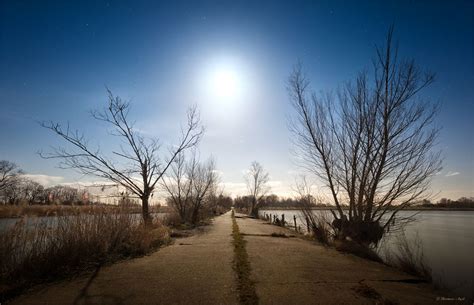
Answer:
xmin=40 ymin=90 xmax=203 ymax=224
xmin=288 ymin=28 xmax=442 ymax=244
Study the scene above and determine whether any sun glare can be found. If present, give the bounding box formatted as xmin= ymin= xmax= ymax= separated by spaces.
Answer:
xmin=212 ymin=68 xmax=239 ymax=99
xmin=205 ymin=60 xmax=243 ymax=101
xmin=198 ymin=56 xmax=253 ymax=116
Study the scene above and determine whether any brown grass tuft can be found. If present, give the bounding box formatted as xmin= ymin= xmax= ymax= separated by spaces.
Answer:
xmin=0 ymin=207 xmax=169 ymax=299
xmin=383 ymin=231 xmax=432 ymax=282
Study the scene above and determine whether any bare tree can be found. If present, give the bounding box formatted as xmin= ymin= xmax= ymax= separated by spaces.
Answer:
xmin=162 ymin=152 xmax=192 ymax=221
xmin=288 ymin=27 xmax=442 ymax=244
xmin=43 ymin=185 xmax=80 ymax=205
xmin=1 ymin=177 xmax=23 ymax=205
xmin=22 ymin=179 xmax=45 ymax=204
xmin=188 ymin=156 xmax=218 ymax=224
xmin=245 ymin=161 xmax=270 ymax=217
xmin=162 ymin=151 xmax=218 ymax=224
xmin=0 ymin=164 xmax=45 ymax=205
xmin=40 ymin=90 xmax=203 ymax=224
xmin=0 ymin=160 xmax=23 ymax=193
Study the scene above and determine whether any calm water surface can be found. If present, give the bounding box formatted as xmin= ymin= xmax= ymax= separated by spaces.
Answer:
xmin=0 ymin=212 xmax=168 ymax=231
xmin=260 ymin=209 xmax=474 ymax=299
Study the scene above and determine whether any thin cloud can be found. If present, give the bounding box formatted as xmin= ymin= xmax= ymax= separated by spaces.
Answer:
xmin=22 ymin=174 xmax=64 ymax=187
xmin=445 ymin=171 xmax=460 ymax=177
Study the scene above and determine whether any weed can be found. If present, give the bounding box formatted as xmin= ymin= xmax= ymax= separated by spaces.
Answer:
xmin=231 ymin=211 xmax=258 ymax=305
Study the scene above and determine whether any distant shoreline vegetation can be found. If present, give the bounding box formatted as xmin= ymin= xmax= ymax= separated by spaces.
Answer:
xmin=260 ymin=206 xmax=474 ymax=211
xmin=234 ymin=195 xmax=474 ymax=211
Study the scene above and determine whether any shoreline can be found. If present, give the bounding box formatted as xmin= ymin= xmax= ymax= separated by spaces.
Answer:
xmin=259 ymin=206 xmax=474 ymax=211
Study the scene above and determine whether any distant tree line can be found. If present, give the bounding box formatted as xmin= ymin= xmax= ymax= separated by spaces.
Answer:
xmin=234 ymin=194 xmax=328 ymax=213
xmin=0 ymin=159 xmax=233 ymax=218
xmin=233 ymin=193 xmax=474 ymax=212
xmin=1 ymin=160 xmax=101 ymax=205
xmin=418 ymin=197 xmax=474 ymax=209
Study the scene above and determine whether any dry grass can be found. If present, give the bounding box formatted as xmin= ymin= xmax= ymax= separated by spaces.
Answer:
xmin=0 ymin=204 xmax=172 ymax=218
xmin=301 ymin=210 xmax=334 ymax=245
xmin=162 ymin=211 xmax=186 ymax=227
xmin=0 ymin=205 xmax=99 ymax=218
xmin=382 ymin=231 xmax=432 ymax=282
xmin=0 ymin=207 xmax=170 ymax=298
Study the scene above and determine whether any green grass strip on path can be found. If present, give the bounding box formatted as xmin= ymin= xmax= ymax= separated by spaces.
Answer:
xmin=231 ymin=210 xmax=259 ymax=305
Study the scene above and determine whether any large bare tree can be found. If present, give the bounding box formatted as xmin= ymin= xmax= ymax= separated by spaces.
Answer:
xmin=40 ymin=90 xmax=203 ymax=224
xmin=288 ymin=28 xmax=442 ymax=244
xmin=245 ymin=161 xmax=270 ymax=217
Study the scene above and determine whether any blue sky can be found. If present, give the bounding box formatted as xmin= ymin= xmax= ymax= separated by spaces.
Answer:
xmin=1 ymin=0 xmax=473 ymax=199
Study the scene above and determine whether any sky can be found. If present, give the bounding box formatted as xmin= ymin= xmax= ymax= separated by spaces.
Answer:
xmin=1 ymin=0 xmax=473 ymax=201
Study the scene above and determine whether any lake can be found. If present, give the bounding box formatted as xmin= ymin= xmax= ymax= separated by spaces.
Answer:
xmin=0 ymin=212 xmax=168 ymax=231
xmin=260 ymin=209 xmax=474 ymax=299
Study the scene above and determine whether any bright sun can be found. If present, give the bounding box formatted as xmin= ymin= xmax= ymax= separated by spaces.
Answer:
xmin=199 ymin=56 xmax=252 ymax=115
xmin=207 ymin=64 xmax=242 ymax=100
xmin=212 ymin=69 xmax=239 ymax=98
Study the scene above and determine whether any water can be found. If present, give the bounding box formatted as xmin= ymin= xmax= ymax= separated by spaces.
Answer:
xmin=0 ymin=212 xmax=168 ymax=231
xmin=260 ymin=209 xmax=474 ymax=299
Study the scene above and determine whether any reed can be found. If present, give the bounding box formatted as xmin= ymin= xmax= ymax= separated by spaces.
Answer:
xmin=0 ymin=207 xmax=170 ymax=292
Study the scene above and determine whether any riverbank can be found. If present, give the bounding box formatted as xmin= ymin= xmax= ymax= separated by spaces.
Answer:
xmin=5 ymin=212 xmax=468 ymax=305
xmin=260 ymin=206 xmax=474 ymax=211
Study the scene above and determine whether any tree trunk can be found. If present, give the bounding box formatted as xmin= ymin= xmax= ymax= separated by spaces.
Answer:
xmin=250 ymin=196 xmax=259 ymax=218
xmin=141 ymin=195 xmax=152 ymax=226
xmin=191 ymin=208 xmax=199 ymax=225
xmin=179 ymin=207 xmax=186 ymax=223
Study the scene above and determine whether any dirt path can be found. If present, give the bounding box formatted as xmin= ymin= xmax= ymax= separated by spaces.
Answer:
xmin=10 ymin=212 xmax=464 ymax=305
